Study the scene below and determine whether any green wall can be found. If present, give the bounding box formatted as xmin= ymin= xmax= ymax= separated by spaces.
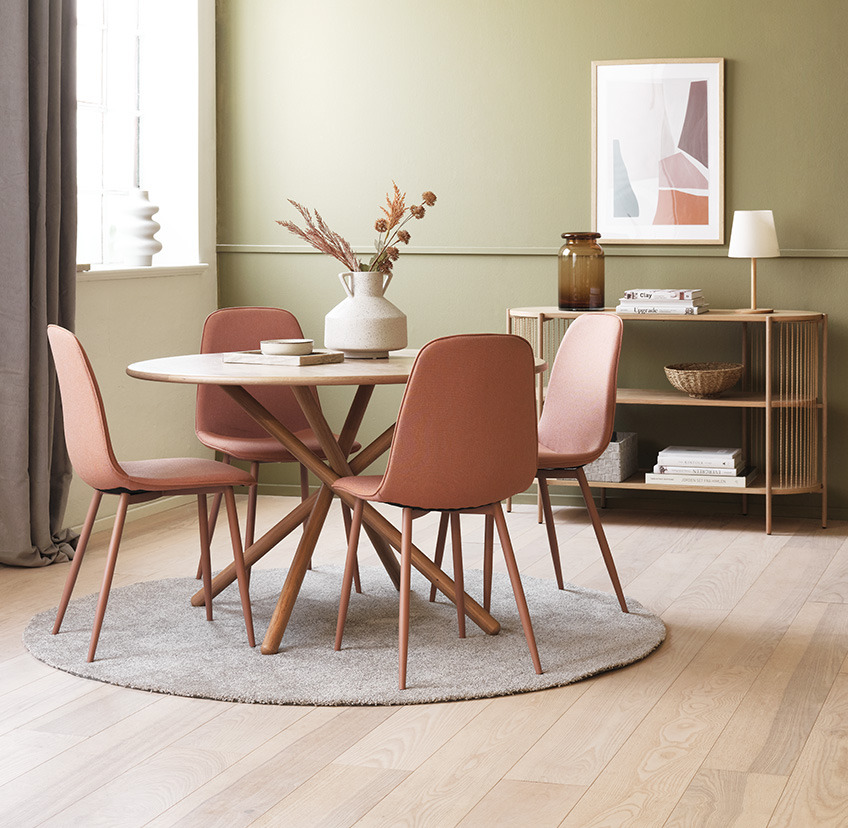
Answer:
xmin=215 ymin=0 xmax=847 ymax=519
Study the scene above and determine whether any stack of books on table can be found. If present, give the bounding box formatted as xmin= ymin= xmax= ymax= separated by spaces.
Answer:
xmin=644 ymin=446 xmax=757 ymax=488
xmin=615 ymin=288 xmax=708 ymax=315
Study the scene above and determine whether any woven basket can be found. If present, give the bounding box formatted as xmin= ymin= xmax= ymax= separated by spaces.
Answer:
xmin=664 ymin=362 xmax=744 ymax=399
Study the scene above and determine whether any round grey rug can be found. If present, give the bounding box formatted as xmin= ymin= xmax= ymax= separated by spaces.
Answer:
xmin=23 ymin=566 xmax=665 ymax=706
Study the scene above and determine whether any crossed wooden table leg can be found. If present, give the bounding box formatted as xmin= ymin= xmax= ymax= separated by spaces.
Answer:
xmin=190 ymin=383 xmax=501 ymax=654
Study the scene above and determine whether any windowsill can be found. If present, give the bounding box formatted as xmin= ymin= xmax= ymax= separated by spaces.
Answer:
xmin=77 ymin=263 xmax=208 ymax=281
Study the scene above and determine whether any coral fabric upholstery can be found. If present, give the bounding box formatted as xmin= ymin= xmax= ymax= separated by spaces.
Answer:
xmin=537 ymin=313 xmax=622 ymax=469
xmin=335 ymin=333 xmax=538 ymax=510
xmin=333 ymin=333 xmax=542 ymax=689
xmin=46 ymin=325 xmax=256 ymax=661
xmin=48 ymin=325 xmax=254 ymax=494
xmin=193 ymin=306 xmax=360 ymax=554
xmin=195 ymin=307 xmax=322 ymax=463
xmin=533 ymin=313 xmax=628 ymax=612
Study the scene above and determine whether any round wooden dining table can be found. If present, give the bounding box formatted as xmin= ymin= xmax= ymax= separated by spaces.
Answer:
xmin=128 ymin=348 xmax=539 ymax=654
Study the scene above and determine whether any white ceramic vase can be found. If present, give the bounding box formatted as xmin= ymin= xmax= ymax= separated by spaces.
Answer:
xmin=119 ymin=188 xmax=162 ymax=266
xmin=324 ymin=271 xmax=408 ymax=359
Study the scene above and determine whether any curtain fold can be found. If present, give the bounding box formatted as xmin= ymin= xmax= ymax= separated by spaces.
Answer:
xmin=0 ymin=0 xmax=78 ymax=566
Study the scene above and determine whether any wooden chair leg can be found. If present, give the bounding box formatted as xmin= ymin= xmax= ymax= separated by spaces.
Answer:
xmin=299 ymin=463 xmax=310 ymax=500
xmin=197 ymin=494 xmax=214 ymax=621
xmin=223 ymin=487 xmax=256 ymax=646
xmin=87 ymin=492 xmax=131 ymax=663
xmin=537 ymin=475 xmax=565 ymax=589
xmin=335 ymin=499 xmax=364 ymax=650
xmin=196 ymin=456 xmax=230 ymax=579
xmin=53 ymin=489 xmax=102 ymax=635
xmin=429 ymin=512 xmax=450 ymax=602
xmin=399 ymin=507 xmax=413 ymax=690
xmin=575 ymin=468 xmax=628 ymax=613
xmin=300 ymin=463 xmax=312 ymax=553
xmin=483 ymin=513 xmax=494 ymax=612
xmin=449 ymin=512 xmax=466 ymax=638
xmin=245 ymin=461 xmax=260 ymax=549
xmin=340 ymin=503 xmax=362 ymax=593
xmin=493 ymin=503 xmax=542 ymax=675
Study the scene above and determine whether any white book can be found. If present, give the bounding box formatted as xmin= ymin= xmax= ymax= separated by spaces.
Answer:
xmin=617 ymin=297 xmax=706 ymax=308
xmin=653 ymin=463 xmax=741 ymax=476
xmin=657 ymin=446 xmax=742 ymax=468
xmin=645 ymin=467 xmax=757 ymax=488
xmin=615 ymin=304 xmax=709 ymax=315
xmin=623 ymin=288 xmax=703 ymax=300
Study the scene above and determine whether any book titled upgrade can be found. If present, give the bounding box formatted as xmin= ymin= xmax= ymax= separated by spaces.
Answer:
xmin=645 ymin=467 xmax=757 ymax=488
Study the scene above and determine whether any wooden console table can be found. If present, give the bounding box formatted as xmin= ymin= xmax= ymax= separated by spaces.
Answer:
xmin=508 ymin=308 xmax=828 ymax=534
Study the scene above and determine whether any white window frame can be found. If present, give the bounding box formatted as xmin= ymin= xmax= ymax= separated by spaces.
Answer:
xmin=76 ymin=0 xmax=215 ymax=276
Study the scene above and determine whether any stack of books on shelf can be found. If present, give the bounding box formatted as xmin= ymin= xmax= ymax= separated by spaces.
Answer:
xmin=644 ymin=446 xmax=757 ymax=488
xmin=615 ymin=288 xmax=708 ymax=315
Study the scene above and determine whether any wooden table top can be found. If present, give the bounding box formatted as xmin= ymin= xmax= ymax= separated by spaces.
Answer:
xmin=127 ymin=349 xmax=421 ymax=387
xmin=128 ymin=349 xmax=547 ymax=387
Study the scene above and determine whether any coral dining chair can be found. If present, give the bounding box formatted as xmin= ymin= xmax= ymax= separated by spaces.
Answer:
xmin=332 ymin=333 xmax=543 ymax=690
xmin=47 ymin=325 xmax=256 ymax=662
xmin=195 ymin=307 xmax=360 ymax=562
xmin=535 ymin=313 xmax=629 ymax=613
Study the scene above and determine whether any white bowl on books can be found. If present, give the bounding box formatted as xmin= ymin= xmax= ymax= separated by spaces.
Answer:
xmin=260 ymin=338 xmax=313 ymax=356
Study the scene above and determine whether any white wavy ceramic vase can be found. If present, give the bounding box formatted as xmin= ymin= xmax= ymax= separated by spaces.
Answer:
xmin=324 ymin=271 xmax=407 ymax=359
xmin=119 ymin=189 xmax=162 ymax=266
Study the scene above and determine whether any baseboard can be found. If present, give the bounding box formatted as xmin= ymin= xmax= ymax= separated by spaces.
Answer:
xmin=71 ymin=495 xmax=198 ymax=535
xmin=195 ymin=483 xmax=837 ymax=527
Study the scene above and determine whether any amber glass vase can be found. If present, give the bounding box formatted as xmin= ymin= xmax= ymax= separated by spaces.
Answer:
xmin=558 ymin=232 xmax=604 ymax=310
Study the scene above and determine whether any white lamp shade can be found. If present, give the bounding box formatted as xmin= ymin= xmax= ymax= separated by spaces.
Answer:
xmin=728 ymin=210 xmax=780 ymax=258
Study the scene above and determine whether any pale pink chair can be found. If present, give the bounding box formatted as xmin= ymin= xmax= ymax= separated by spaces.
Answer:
xmin=195 ymin=308 xmax=360 ymax=585
xmin=535 ymin=313 xmax=629 ymax=613
xmin=47 ymin=325 xmax=256 ymax=662
xmin=332 ymin=334 xmax=543 ymax=690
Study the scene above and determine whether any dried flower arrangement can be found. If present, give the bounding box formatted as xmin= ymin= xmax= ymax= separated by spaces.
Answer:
xmin=277 ymin=183 xmax=436 ymax=274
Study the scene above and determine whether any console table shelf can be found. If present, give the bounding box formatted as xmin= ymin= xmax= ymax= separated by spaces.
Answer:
xmin=508 ymin=307 xmax=828 ymax=534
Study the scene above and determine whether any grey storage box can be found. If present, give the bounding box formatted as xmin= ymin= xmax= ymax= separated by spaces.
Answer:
xmin=583 ymin=432 xmax=637 ymax=483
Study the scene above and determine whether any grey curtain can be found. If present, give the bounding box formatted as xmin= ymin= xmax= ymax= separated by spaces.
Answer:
xmin=0 ymin=0 xmax=77 ymax=566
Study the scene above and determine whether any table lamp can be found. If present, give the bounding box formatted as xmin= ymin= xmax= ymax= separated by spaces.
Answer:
xmin=728 ymin=210 xmax=780 ymax=313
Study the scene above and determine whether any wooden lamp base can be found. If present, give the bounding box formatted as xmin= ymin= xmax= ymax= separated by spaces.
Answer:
xmin=732 ymin=257 xmax=773 ymax=314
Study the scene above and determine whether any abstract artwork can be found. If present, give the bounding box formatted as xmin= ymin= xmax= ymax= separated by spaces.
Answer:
xmin=592 ymin=59 xmax=725 ymax=244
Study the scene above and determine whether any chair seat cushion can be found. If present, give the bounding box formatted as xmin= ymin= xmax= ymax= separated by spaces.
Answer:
xmin=537 ymin=443 xmax=595 ymax=471
xmin=119 ymin=457 xmax=255 ymax=491
xmin=196 ymin=428 xmax=360 ymax=463
xmin=332 ymin=475 xmax=384 ymax=501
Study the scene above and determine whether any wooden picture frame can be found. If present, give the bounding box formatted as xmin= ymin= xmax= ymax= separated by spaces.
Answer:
xmin=592 ymin=58 xmax=725 ymax=244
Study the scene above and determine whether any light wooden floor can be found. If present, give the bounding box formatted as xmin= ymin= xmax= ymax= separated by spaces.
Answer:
xmin=2 ymin=495 xmax=847 ymax=827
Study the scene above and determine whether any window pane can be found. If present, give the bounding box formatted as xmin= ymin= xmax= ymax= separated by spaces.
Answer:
xmin=102 ymin=109 xmax=136 ymax=190
xmin=76 ymin=16 xmax=103 ymax=104
xmin=76 ymin=191 xmax=103 ymax=265
xmin=77 ymin=0 xmax=140 ymax=264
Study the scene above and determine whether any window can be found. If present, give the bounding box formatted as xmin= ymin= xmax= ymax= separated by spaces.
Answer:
xmin=76 ymin=0 xmax=202 ymax=267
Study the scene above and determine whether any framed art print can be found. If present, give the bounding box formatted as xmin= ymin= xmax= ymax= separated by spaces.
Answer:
xmin=592 ymin=58 xmax=725 ymax=244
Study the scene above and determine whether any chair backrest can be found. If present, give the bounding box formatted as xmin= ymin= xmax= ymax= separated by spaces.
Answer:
xmin=375 ymin=334 xmax=539 ymax=510
xmin=47 ymin=325 xmax=131 ymax=492
xmin=196 ymin=307 xmax=313 ymax=439
xmin=538 ymin=313 xmax=623 ymax=463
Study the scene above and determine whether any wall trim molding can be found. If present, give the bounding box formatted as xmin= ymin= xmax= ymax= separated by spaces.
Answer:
xmin=217 ymin=244 xmax=848 ymax=259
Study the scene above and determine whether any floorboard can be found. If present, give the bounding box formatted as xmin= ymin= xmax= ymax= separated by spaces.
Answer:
xmin=1 ymin=496 xmax=845 ymax=827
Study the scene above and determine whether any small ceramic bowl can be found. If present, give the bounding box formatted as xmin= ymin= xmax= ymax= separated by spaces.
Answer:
xmin=260 ymin=338 xmax=313 ymax=356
